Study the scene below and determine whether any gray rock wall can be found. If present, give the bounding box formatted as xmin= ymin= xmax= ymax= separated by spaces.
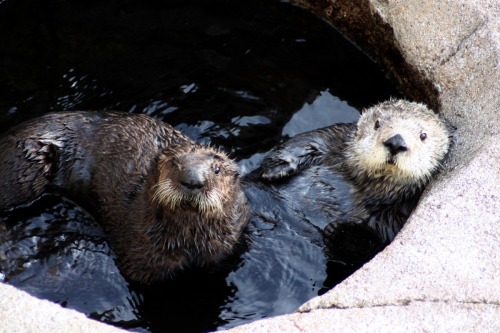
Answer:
xmin=1 ymin=0 xmax=498 ymax=332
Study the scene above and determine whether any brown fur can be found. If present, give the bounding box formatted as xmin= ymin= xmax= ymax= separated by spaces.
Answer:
xmin=0 ymin=111 xmax=249 ymax=282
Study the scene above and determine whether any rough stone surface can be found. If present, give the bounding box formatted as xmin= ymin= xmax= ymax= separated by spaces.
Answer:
xmin=388 ymin=1 xmax=485 ymax=75
xmin=0 ymin=283 xmax=126 ymax=333
xmin=229 ymin=303 xmax=500 ymax=333
xmin=1 ymin=0 xmax=499 ymax=332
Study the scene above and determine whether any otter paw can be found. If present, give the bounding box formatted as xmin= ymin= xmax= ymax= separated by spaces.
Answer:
xmin=323 ymin=220 xmax=384 ymax=265
xmin=260 ymin=143 xmax=316 ymax=181
xmin=260 ymin=157 xmax=299 ymax=181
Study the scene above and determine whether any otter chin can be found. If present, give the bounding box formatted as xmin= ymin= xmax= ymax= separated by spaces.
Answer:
xmin=256 ymin=99 xmax=452 ymax=263
xmin=0 ymin=111 xmax=249 ymax=283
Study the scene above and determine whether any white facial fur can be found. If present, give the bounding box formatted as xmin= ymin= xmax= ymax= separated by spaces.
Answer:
xmin=350 ymin=100 xmax=450 ymax=184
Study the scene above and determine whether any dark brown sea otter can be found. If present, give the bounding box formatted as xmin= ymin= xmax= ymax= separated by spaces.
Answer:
xmin=247 ymin=99 xmax=452 ymax=263
xmin=0 ymin=111 xmax=249 ymax=283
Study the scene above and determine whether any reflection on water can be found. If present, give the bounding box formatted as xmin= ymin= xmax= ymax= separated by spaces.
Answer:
xmin=282 ymin=90 xmax=360 ymax=137
xmin=0 ymin=196 xmax=138 ymax=322
xmin=0 ymin=0 xmax=402 ymax=332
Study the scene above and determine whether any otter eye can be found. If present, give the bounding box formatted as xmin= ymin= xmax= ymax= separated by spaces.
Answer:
xmin=374 ymin=120 xmax=381 ymax=130
xmin=214 ymin=165 xmax=221 ymax=175
xmin=420 ymin=132 xmax=427 ymax=141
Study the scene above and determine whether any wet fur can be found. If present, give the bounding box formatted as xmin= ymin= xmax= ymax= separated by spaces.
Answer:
xmin=259 ymin=99 xmax=451 ymax=262
xmin=0 ymin=111 xmax=249 ymax=282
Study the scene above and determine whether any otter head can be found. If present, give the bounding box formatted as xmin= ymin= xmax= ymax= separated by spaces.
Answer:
xmin=350 ymin=100 xmax=451 ymax=185
xmin=153 ymin=144 xmax=242 ymax=219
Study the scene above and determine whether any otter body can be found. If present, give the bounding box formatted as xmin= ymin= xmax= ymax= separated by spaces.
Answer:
xmin=0 ymin=112 xmax=249 ymax=282
xmin=0 ymin=100 xmax=450 ymax=280
xmin=251 ymin=100 xmax=451 ymax=263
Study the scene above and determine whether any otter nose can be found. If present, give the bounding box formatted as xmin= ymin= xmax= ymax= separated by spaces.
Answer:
xmin=384 ymin=134 xmax=408 ymax=156
xmin=179 ymin=169 xmax=205 ymax=191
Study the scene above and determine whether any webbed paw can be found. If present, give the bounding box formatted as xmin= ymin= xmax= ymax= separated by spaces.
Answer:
xmin=260 ymin=142 xmax=323 ymax=181
xmin=260 ymin=154 xmax=300 ymax=181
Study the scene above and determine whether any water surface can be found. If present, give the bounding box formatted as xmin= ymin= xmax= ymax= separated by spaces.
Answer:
xmin=0 ymin=0 xmax=401 ymax=331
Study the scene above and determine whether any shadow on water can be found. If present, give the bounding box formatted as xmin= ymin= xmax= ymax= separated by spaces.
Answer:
xmin=0 ymin=0 xmax=402 ymax=332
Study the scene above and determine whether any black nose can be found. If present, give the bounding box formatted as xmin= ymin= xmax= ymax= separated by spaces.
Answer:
xmin=383 ymin=134 xmax=408 ymax=156
xmin=179 ymin=169 xmax=205 ymax=191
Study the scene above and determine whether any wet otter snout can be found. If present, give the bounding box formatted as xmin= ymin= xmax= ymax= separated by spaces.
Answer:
xmin=176 ymin=155 xmax=208 ymax=193
xmin=383 ymin=134 xmax=408 ymax=156
xmin=154 ymin=145 xmax=243 ymax=219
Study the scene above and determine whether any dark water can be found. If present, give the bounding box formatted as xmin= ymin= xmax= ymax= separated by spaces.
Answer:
xmin=0 ymin=0 xmax=401 ymax=331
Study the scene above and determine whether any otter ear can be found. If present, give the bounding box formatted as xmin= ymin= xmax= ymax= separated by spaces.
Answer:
xmin=434 ymin=114 xmax=457 ymax=146
xmin=158 ymin=153 xmax=168 ymax=164
xmin=158 ymin=147 xmax=176 ymax=161
xmin=371 ymin=109 xmax=384 ymax=120
xmin=233 ymin=172 xmax=240 ymax=183
xmin=440 ymin=116 xmax=457 ymax=136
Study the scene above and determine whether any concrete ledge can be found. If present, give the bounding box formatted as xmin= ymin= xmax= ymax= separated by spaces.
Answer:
xmin=228 ymin=302 xmax=500 ymax=333
xmin=0 ymin=283 xmax=125 ymax=333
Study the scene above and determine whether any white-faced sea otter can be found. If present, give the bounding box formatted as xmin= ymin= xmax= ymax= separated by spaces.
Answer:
xmin=246 ymin=99 xmax=452 ymax=263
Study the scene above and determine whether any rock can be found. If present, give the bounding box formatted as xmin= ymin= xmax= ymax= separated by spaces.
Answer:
xmin=0 ymin=283 xmax=126 ymax=333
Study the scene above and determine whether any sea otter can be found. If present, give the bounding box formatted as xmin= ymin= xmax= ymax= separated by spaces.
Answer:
xmin=0 ymin=112 xmax=249 ymax=283
xmin=246 ymin=99 xmax=452 ymax=264
xmin=0 ymin=100 xmax=450 ymax=281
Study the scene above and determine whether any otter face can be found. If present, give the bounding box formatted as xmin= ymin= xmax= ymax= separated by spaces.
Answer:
xmin=351 ymin=100 xmax=450 ymax=184
xmin=154 ymin=145 xmax=240 ymax=217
